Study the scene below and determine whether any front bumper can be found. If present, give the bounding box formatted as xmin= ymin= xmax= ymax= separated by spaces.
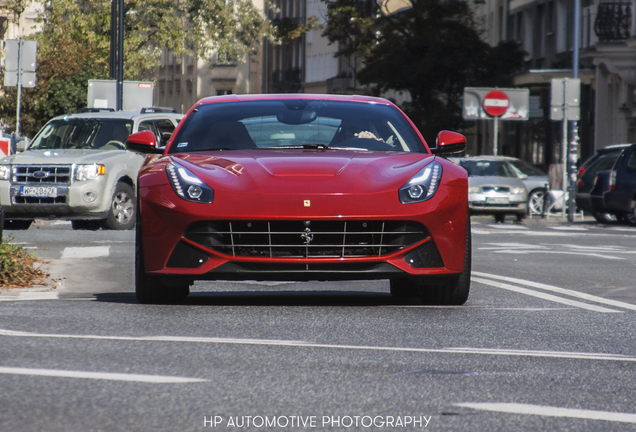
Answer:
xmin=0 ymin=177 xmax=111 ymax=220
xmin=139 ymin=182 xmax=469 ymax=283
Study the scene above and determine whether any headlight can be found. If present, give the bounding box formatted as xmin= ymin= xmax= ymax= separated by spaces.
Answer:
xmin=75 ymin=164 xmax=105 ymax=182
xmin=0 ymin=165 xmax=10 ymax=180
xmin=468 ymin=186 xmax=482 ymax=194
xmin=511 ymin=187 xmax=526 ymax=194
xmin=399 ymin=161 xmax=443 ymax=204
xmin=166 ymin=161 xmax=214 ymax=203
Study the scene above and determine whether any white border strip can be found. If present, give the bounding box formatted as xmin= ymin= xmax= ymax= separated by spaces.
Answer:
xmin=455 ymin=403 xmax=636 ymax=423
xmin=0 ymin=366 xmax=206 ymax=383
xmin=474 ymin=271 xmax=636 ymax=311
xmin=1 ymin=329 xmax=636 ymax=362
xmin=472 ymin=277 xmax=620 ymax=313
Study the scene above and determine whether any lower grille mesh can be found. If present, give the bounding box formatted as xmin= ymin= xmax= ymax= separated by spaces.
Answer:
xmin=185 ymin=220 xmax=428 ymax=258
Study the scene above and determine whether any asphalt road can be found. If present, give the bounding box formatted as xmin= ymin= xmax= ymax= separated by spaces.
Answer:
xmin=1 ymin=216 xmax=636 ymax=432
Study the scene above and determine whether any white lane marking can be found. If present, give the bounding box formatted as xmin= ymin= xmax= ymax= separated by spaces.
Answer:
xmin=454 ymin=403 xmax=636 ymax=423
xmin=61 ymin=246 xmax=110 ymax=259
xmin=474 ymin=272 xmax=636 ymax=312
xmin=472 ymin=228 xmax=634 ymax=237
xmin=0 ymin=366 xmax=206 ymax=383
xmin=472 ymin=277 xmax=621 ymax=313
xmin=491 ymin=250 xmax=624 ymax=260
xmin=486 ymin=224 xmax=529 ymax=230
xmin=1 ymin=329 xmax=636 ymax=362
xmin=0 ymin=292 xmax=58 ymax=302
xmin=548 ymin=226 xmax=589 ymax=231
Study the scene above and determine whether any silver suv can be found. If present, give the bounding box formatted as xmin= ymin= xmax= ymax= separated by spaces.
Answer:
xmin=0 ymin=108 xmax=183 ymax=230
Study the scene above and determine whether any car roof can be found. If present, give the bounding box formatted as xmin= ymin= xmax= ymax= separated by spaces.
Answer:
xmin=194 ymin=93 xmax=396 ymax=108
xmin=596 ymin=143 xmax=634 ymax=154
xmin=49 ymin=110 xmax=183 ymax=122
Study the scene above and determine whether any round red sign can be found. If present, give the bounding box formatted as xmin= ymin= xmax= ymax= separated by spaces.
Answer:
xmin=483 ymin=90 xmax=510 ymax=117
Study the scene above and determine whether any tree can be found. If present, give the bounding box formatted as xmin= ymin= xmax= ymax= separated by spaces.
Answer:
xmin=0 ymin=0 xmax=275 ymax=137
xmin=322 ymin=0 xmax=525 ymax=142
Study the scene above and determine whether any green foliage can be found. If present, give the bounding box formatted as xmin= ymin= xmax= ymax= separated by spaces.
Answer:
xmin=0 ymin=238 xmax=46 ymax=288
xmin=0 ymin=0 xmax=275 ymax=137
xmin=322 ymin=0 xmax=525 ymax=142
xmin=273 ymin=16 xmax=319 ymax=40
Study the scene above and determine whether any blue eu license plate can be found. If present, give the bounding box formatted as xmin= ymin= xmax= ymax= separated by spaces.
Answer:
xmin=20 ymin=186 xmax=58 ymax=198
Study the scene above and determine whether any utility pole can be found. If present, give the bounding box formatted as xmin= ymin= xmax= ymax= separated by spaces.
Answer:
xmin=568 ymin=0 xmax=582 ymax=222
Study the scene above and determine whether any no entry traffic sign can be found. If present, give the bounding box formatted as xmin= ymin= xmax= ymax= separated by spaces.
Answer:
xmin=483 ymin=90 xmax=510 ymax=117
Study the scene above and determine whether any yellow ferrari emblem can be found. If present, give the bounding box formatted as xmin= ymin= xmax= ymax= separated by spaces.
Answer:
xmin=304 ymin=200 xmax=311 ymax=207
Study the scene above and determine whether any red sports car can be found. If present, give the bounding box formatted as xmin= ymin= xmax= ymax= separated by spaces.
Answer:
xmin=126 ymin=94 xmax=470 ymax=305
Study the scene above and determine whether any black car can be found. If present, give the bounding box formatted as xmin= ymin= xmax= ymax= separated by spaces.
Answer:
xmin=575 ymin=144 xmax=631 ymax=222
xmin=589 ymin=143 xmax=636 ymax=225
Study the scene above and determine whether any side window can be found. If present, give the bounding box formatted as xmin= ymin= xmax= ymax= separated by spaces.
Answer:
xmin=155 ymin=119 xmax=177 ymax=146
xmin=138 ymin=121 xmax=156 ymax=134
xmin=626 ymin=149 xmax=636 ymax=170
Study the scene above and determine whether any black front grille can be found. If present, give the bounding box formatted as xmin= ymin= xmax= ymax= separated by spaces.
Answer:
xmin=13 ymin=196 xmax=67 ymax=204
xmin=185 ymin=220 xmax=429 ymax=258
xmin=13 ymin=165 xmax=72 ymax=184
xmin=481 ymin=186 xmax=510 ymax=192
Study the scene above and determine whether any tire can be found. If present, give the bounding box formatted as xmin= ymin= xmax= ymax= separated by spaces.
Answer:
xmin=135 ymin=203 xmax=189 ymax=304
xmin=527 ymin=189 xmax=545 ymax=215
xmin=624 ymin=201 xmax=636 ymax=226
xmin=4 ymin=219 xmax=33 ymax=230
xmin=591 ymin=211 xmax=618 ymax=223
xmin=71 ymin=220 xmax=103 ymax=230
xmin=418 ymin=219 xmax=471 ymax=305
xmin=104 ymin=182 xmax=136 ymax=230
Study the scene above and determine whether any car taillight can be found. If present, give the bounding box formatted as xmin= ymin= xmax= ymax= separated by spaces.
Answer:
xmin=577 ymin=167 xmax=586 ymax=178
xmin=610 ymin=170 xmax=617 ymax=190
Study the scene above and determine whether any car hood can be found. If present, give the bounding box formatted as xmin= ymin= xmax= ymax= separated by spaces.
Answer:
xmin=170 ymin=149 xmax=449 ymax=194
xmin=468 ymin=175 xmax=527 ymax=189
xmin=2 ymin=149 xmax=139 ymax=165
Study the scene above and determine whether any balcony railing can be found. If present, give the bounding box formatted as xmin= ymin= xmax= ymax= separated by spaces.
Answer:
xmin=594 ymin=1 xmax=632 ymax=41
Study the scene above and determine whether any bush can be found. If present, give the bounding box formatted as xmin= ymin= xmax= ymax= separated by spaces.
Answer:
xmin=0 ymin=239 xmax=47 ymax=288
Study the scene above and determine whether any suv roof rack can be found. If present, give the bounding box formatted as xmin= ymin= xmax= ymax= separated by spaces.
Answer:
xmin=76 ymin=107 xmax=116 ymax=113
xmin=140 ymin=107 xmax=179 ymax=113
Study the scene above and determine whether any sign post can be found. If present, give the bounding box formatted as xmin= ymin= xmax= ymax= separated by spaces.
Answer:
xmin=551 ymin=78 xmax=580 ymax=220
xmin=463 ymin=87 xmax=529 ymax=156
xmin=482 ymin=90 xmax=510 ymax=156
xmin=4 ymin=39 xmax=37 ymax=138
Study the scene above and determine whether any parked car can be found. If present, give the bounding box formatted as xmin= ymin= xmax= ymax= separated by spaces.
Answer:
xmin=575 ymin=144 xmax=631 ymax=222
xmin=502 ymin=156 xmax=549 ymax=215
xmin=452 ymin=156 xmax=528 ymax=223
xmin=0 ymin=108 xmax=183 ymax=230
xmin=589 ymin=143 xmax=636 ymax=225
xmin=128 ymin=94 xmax=471 ymax=305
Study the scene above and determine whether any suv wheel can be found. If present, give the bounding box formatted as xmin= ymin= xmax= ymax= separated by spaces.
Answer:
xmin=624 ymin=201 xmax=636 ymax=226
xmin=104 ymin=182 xmax=136 ymax=230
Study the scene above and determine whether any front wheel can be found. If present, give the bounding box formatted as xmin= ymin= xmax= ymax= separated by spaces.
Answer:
xmin=419 ymin=219 xmax=471 ymax=305
xmin=527 ymin=189 xmax=545 ymax=215
xmin=104 ymin=182 xmax=136 ymax=230
xmin=135 ymin=210 xmax=189 ymax=304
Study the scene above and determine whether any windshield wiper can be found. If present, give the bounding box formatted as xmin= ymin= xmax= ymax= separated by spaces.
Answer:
xmin=259 ymin=144 xmax=329 ymax=150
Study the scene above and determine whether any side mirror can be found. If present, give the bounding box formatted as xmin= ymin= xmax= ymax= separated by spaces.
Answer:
xmin=430 ymin=131 xmax=466 ymax=155
xmin=126 ymin=130 xmax=163 ymax=154
xmin=16 ymin=140 xmax=29 ymax=153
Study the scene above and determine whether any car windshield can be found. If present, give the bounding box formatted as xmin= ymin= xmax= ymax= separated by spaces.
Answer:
xmin=508 ymin=159 xmax=545 ymax=176
xmin=29 ymin=118 xmax=133 ymax=150
xmin=169 ymin=99 xmax=427 ymax=153
xmin=459 ymin=160 xmax=518 ymax=177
